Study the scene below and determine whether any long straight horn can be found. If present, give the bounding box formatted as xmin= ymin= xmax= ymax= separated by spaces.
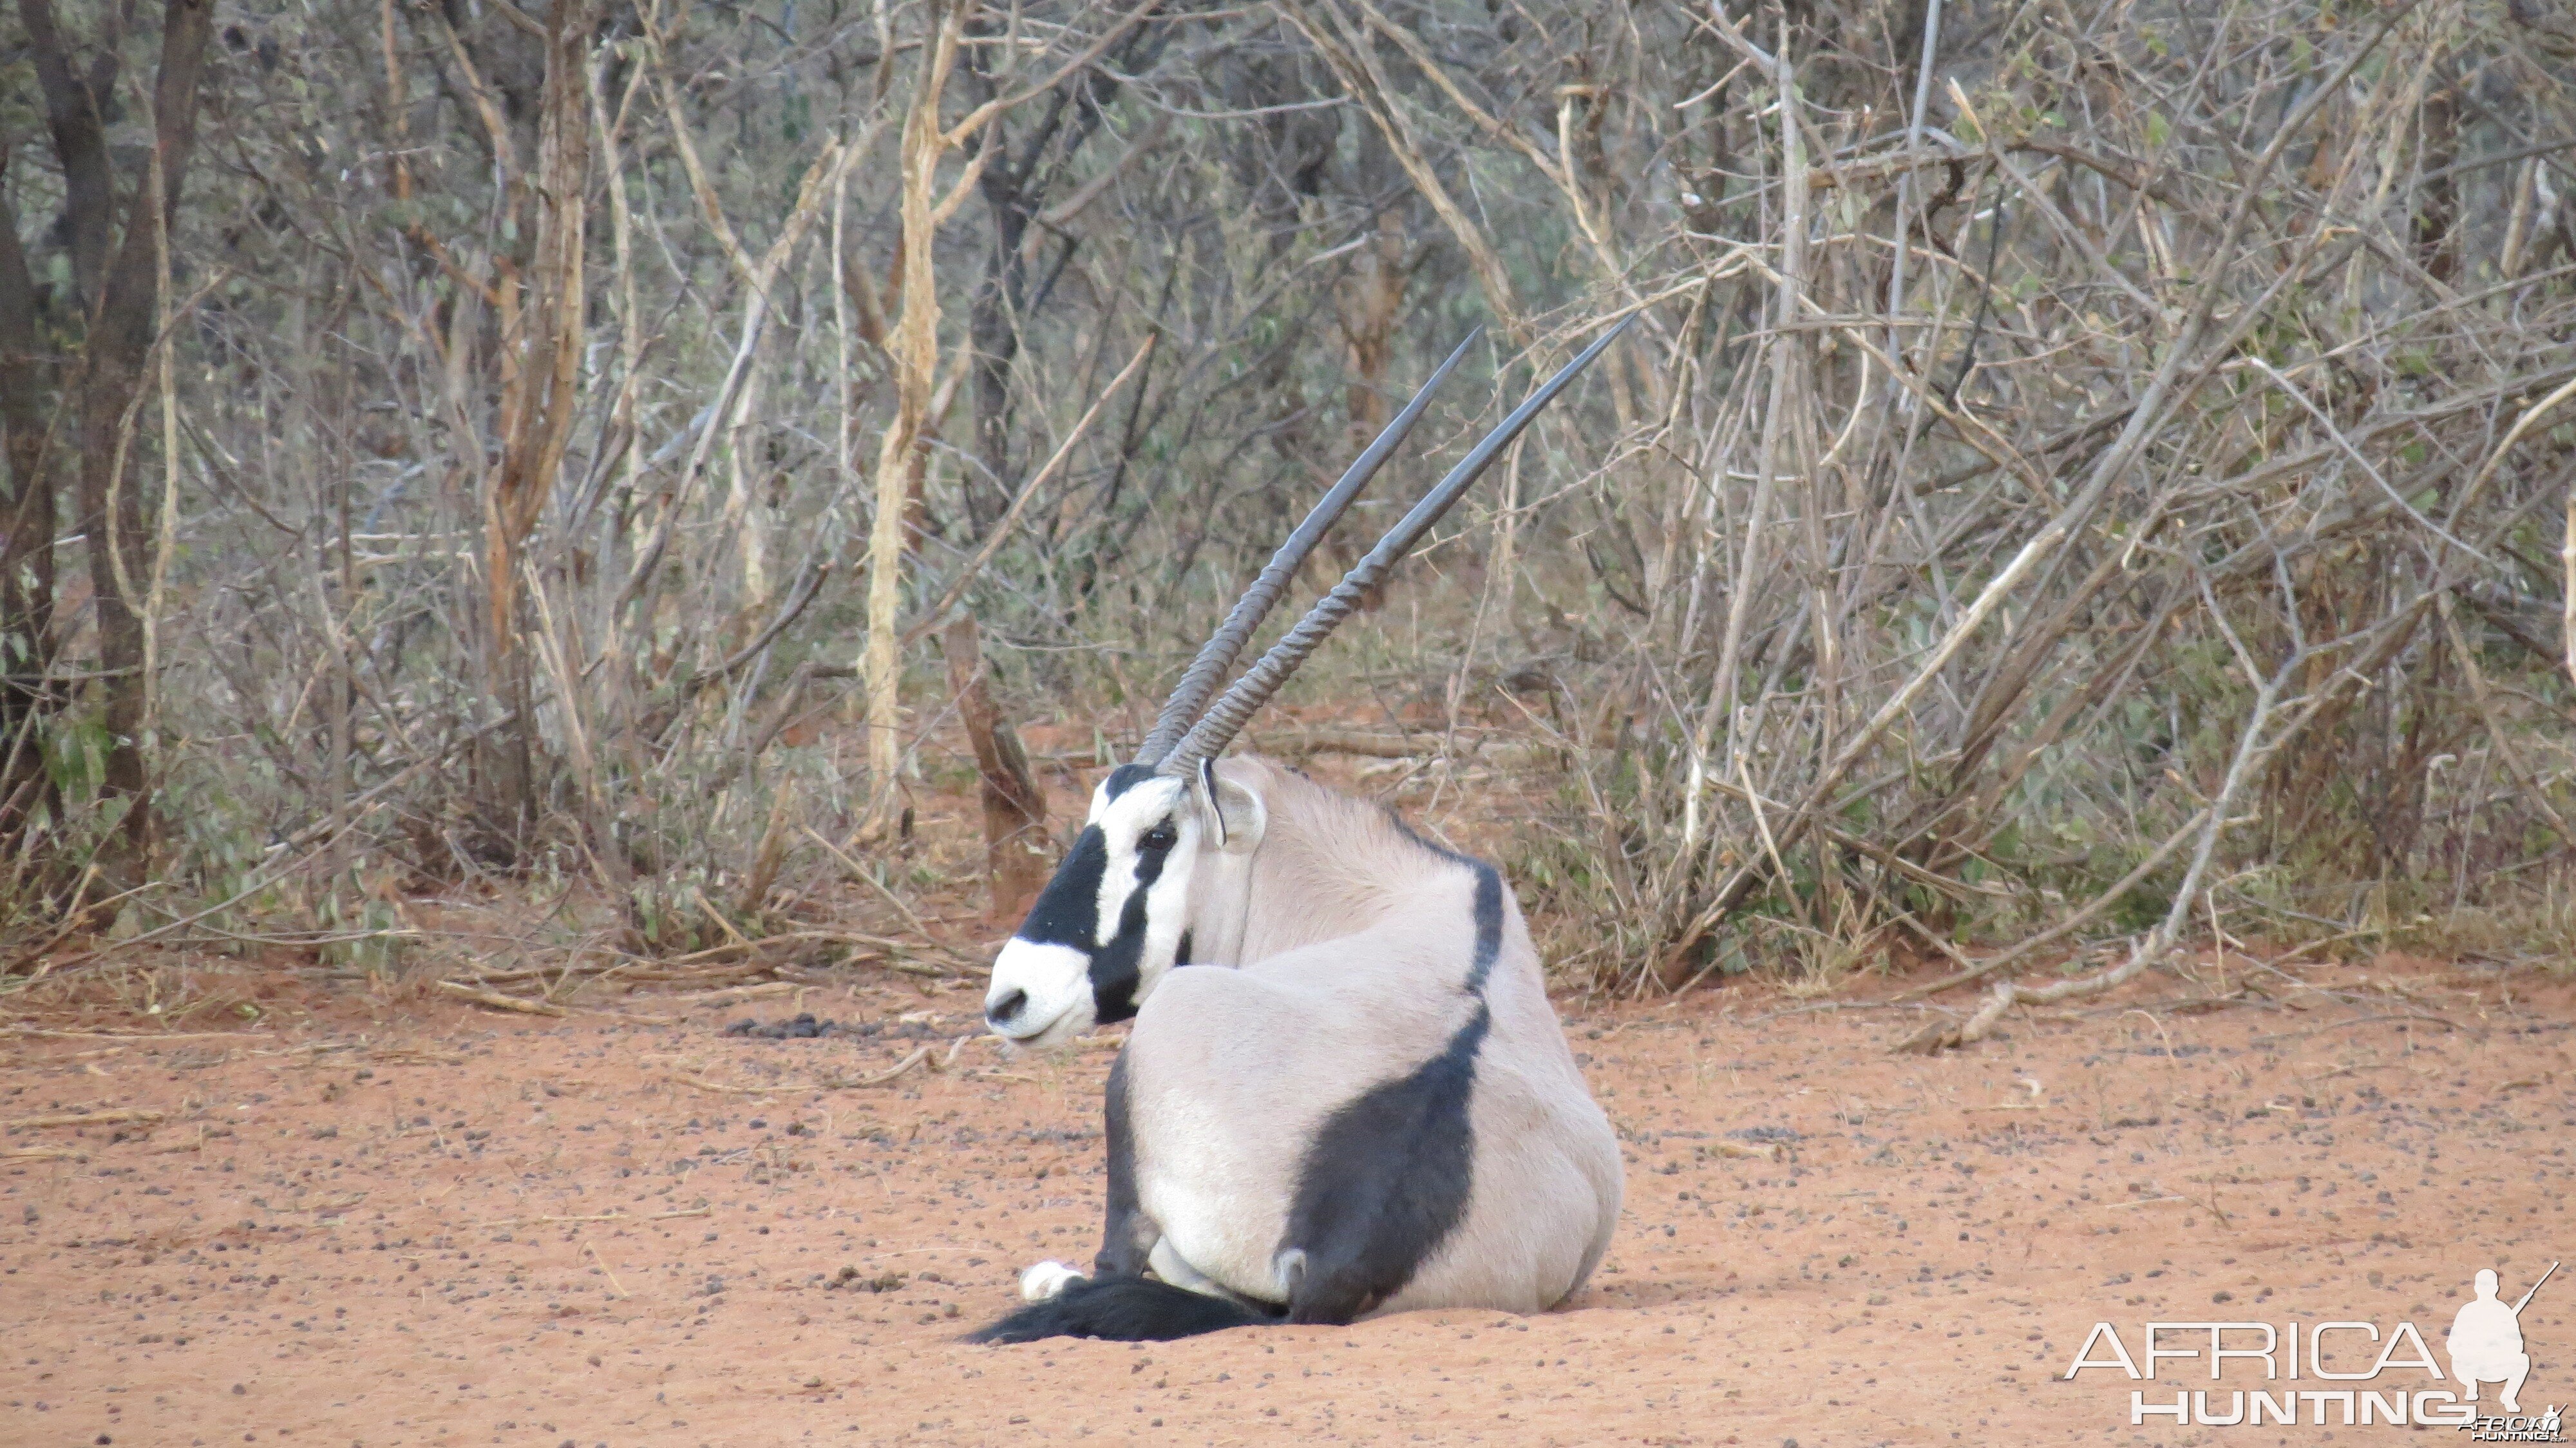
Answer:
xmin=1133 ymin=329 xmax=1482 ymax=765
xmin=1161 ymin=314 xmax=1635 ymax=775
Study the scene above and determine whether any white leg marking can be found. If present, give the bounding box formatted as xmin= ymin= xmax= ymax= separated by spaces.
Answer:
xmin=1271 ymin=1247 xmax=1309 ymax=1302
xmin=1019 ymin=1259 xmax=1086 ymax=1302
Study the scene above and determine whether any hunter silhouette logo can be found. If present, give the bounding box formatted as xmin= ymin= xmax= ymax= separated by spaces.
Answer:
xmin=2450 ymin=1264 xmax=2552 ymax=1413
xmin=2450 ymin=1264 xmax=2563 ymax=1443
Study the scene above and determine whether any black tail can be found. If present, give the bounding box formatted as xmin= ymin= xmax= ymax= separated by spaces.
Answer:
xmin=965 ymin=1275 xmax=1268 ymax=1344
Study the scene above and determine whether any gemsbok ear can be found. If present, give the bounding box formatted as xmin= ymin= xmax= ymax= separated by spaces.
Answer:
xmin=1195 ymin=763 xmax=1265 ymax=855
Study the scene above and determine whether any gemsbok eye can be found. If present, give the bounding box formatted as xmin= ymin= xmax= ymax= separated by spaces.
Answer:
xmin=1140 ymin=821 xmax=1179 ymax=852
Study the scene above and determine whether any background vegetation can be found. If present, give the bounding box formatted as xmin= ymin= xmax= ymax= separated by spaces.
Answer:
xmin=2 ymin=0 xmax=2571 ymax=1031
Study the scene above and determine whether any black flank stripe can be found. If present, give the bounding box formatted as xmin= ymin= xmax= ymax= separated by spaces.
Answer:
xmin=1269 ymin=806 xmax=1509 ymax=1323
xmin=1280 ymin=1003 xmax=1490 ymax=1324
xmin=1385 ymin=811 xmax=1504 ymax=1000
xmin=1463 ymin=864 xmax=1501 ymax=998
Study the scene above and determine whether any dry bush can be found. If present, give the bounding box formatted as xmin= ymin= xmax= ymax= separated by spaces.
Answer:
xmin=0 ymin=0 xmax=2568 ymax=1007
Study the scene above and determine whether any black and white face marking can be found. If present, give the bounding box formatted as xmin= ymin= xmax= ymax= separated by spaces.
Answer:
xmin=985 ymin=765 xmax=1209 ymax=1049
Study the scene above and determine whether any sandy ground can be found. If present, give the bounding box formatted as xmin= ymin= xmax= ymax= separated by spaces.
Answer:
xmin=3 ymin=954 xmax=2571 ymax=1448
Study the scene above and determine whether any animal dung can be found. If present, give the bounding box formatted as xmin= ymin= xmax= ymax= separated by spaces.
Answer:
xmin=724 ymin=1013 xmax=844 ymax=1040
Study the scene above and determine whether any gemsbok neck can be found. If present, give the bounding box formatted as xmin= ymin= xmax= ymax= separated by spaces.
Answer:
xmin=1226 ymin=761 xmax=1496 ymax=975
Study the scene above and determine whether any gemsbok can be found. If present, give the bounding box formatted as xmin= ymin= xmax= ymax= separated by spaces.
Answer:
xmin=969 ymin=319 xmax=1631 ymax=1343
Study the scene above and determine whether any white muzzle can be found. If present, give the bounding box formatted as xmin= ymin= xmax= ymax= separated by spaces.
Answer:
xmin=984 ymin=940 xmax=1095 ymax=1048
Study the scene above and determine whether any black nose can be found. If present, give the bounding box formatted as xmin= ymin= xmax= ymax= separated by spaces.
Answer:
xmin=987 ymin=988 xmax=1028 ymax=1025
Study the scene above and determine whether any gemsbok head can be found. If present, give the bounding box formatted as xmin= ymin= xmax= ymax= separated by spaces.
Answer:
xmin=982 ymin=319 xmax=1631 ymax=1051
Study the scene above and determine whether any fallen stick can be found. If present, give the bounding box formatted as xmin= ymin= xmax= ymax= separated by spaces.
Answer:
xmin=435 ymin=981 xmax=569 ymax=1017
xmin=6 ymin=1108 xmax=164 ymax=1129
xmin=585 ymin=1239 xmax=629 ymax=1299
xmin=616 ymin=963 xmax=774 ymax=982
xmin=659 ymin=932 xmax=862 ymax=963
xmin=837 ymin=1043 xmax=936 ymax=1087
xmin=667 ymin=980 xmax=802 ymax=1006
xmin=4 ymin=1027 xmax=266 ymax=1043
xmin=1 ymin=1146 xmax=83 ymax=1161
xmin=670 ymin=1074 xmax=811 ymax=1096
xmin=675 ymin=1031 xmax=974 ymax=1087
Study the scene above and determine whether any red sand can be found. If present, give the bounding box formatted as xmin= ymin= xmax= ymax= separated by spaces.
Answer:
xmin=5 ymin=955 xmax=2570 ymax=1446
